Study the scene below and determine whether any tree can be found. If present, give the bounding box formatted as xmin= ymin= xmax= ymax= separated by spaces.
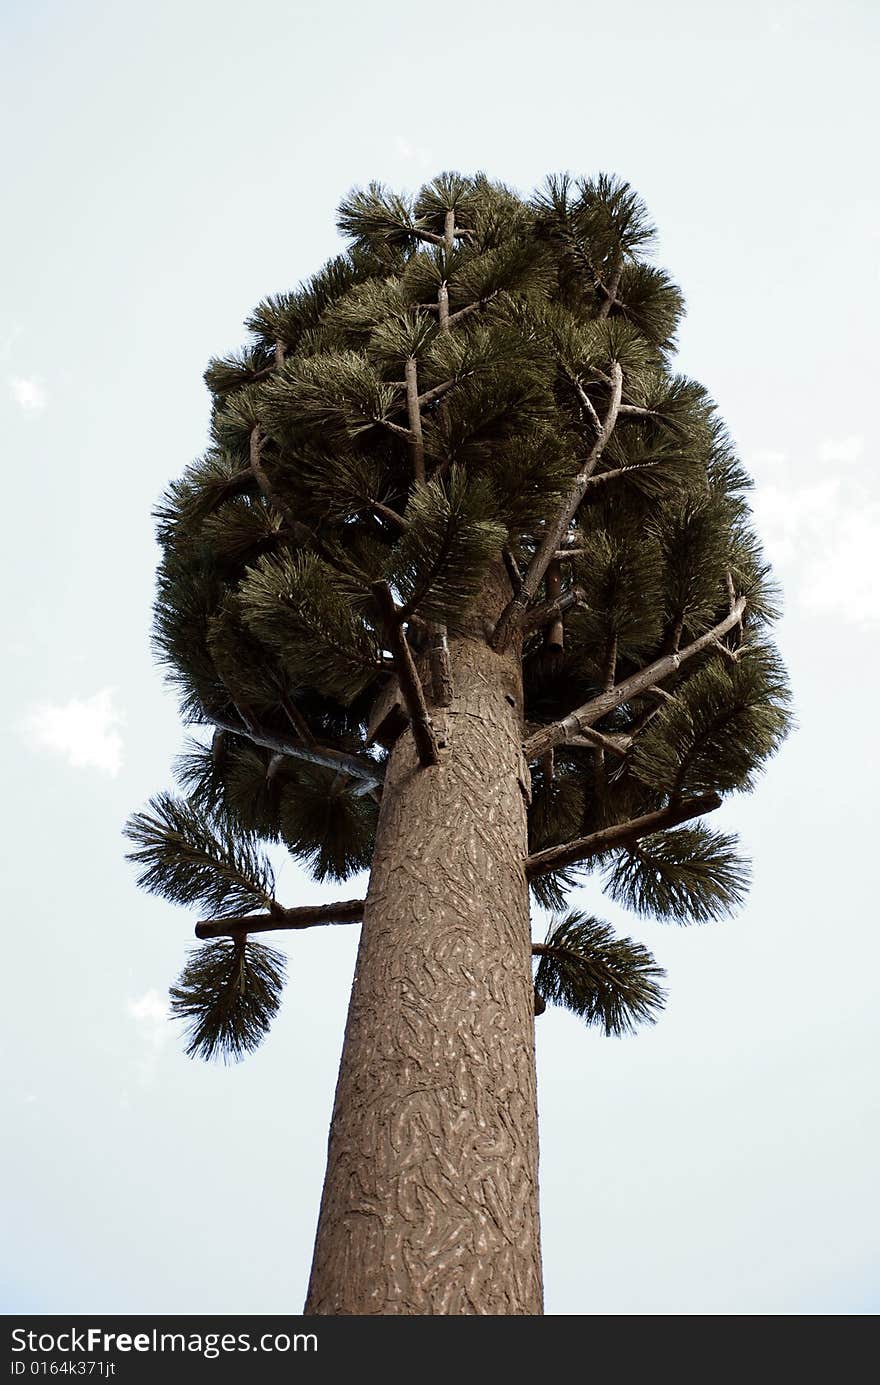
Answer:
xmin=125 ymin=171 xmax=791 ymax=1316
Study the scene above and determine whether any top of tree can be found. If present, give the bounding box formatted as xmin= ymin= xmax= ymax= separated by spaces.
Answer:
xmin=128 ymin=170 xmax=791 ymax=1059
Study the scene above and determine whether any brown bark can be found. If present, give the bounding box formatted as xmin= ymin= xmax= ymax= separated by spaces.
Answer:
xmin=305 ymin=563 xmax=543 ymax=1315
xmin=195 ymin=898 xmax=364 ymax=940
xmin=542 ymin=560 xmax=564 ymax=653
xmin=404 ymin=357 xmax=426 ymax=483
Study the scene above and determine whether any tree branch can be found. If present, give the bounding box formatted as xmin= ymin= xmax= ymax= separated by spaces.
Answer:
xmin=491 ymin=361 xmax=624 ymax=651
xmin=248 ymin=427 xmax=323 ymax=552
xmin=446 ymin=293 xmax=498 ymax=327
xmin=371 ymin=581 xmax=440 ymax=767
xmin=523 ymin=597 xmax=747 ymax=761
xmin=582 ymin=459 xmax=665 ymax=490
xmin=525 ymin=793 xmax=722 ymax=878
xmin=521 ymin=585 xmax=587 ymax=638
xmin=597 ymin=258 xmax=624 ymax=320
xmin=542 ymin=559 xmax=565 ymax=652
xmin=195 ymin=897 xmax=365 ymax=940
xmin=502 ymin=547 xmax=524 ymax=592
xmin=416 ymin=377 xmax=458 ymax=408
xmin=568 ymin=374 xmax=602 ymax=432
xmin=428 ymin=624 xmax=453 ymax=707
xmin=206 ymin=712 xmax=384 ymax=787
xmin=381 ymin=418 xmax=416 ymax=441
xmin=565 ymin=728 xmax=631 ymax=757
xmin=404 ymin=357 xmax=426 ymax=483
xmin=367 ymin=498 xmax=408 ymax=531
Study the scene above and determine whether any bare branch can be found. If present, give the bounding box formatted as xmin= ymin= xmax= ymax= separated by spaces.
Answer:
xmin=206 ymin=712 xmax=384 ymax=787
xmin=525 ymin=793 xmax=722 ymax=878
xmin=597 ymin=258 xmax=624 ymax=321
xmin=416 ymin=377 xmax=458 ymax=408
xmin=446 ymin=293 xmax=498 ymax=327
xmin=502 ymin=546 xmax=524 ymax=593
xmin=380 ymin=419 xmax=416 ymax=441
xmin=491 ymin=361 xmax=624 ymax=651
xmin=249 ymin=427 xmax=309 ymax=542
xmin=404 ymin=357 xmax=426 ymax=483
xmin=582 ymin=459 xmax=665 ymax=490
xmin=568 ymin=375 xmax=602 ymax=432
xmin=195 ymin=897 xmax=365 ymax=940
xmin=438 ymin=281 xmax=450 ymax=333
xmin=523 ymin=597 xmax=747 ymax=761
xmin=371 ymin=581 xmax=440 ymax=767
xmin=565 ymin=728 xmax=631 ymax=757
xmin=521 ymin=585 xmax=587 ymax=638
xmin=367 ymin=498 xmax=408 ymax=531
xmin=543 ymin=559 xmax=564 ymax=652
xmin=411 ymin=227 xmax=445 ymax=247
xmin=280 ymin=693 xmax=316 ymax=745
xmin=428 ymin=624 xmax=453 ymax=707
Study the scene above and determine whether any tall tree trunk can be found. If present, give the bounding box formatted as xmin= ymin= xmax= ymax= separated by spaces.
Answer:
xmin=304 ymin=565 xmax=543 ymax=1315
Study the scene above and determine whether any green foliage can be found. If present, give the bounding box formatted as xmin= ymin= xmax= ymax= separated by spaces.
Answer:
xmin=604 ymin=825 xmax=750 ymax=923
xmin=124 ymin=792 xmax=275 ymax=917
xmin=534 ymin=912 xmax=666 ymax=1035
xmin=154 ymin=451 xmax=255 ymax=545
xmin=152 ymin=551 xmax=231 ymax=722
xmin=650 ymin=496 xmax=736 ymax=635
xmin=337 ymin=182 xmax=425 ymax=251
xmin=568 ymin=529 xmax=666 ymax=655
xmin=199 ymin=498 xmax=284 ymax=568
xmin=528 ymin=761 xmax=588 ymax=854
xmin=390 ymin=468 xmax=507 ymax=626
xmin=204 ymin=344 xmax=274 ymax=396
xmin=173 ymin=733 xmax=232 ymax=822
xmin=246 ymin=251 xmax=382 ymax=351
xmin=261 ymin=351 xmax=398 ymax=443
xmin=279 ymin=766 xmax=377 ymax=881
xmin=170 ymin=939 xmax=286 ymax=1062
xmin=615 ymin=262 xmax=684 ymax=352
xmin=631 ymin=645 xmax=792 ymax=796
xmin=132 ymin=168 xmax=792 ymax=1059
xmin=238 ymin=550 xmax=380 ymax=703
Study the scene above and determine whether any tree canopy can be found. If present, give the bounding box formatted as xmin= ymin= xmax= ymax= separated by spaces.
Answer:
xmin=126 ymin=171 xmax=791 ymax=1060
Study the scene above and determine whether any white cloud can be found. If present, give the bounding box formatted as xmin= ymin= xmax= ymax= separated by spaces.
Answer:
xmin=750 ymin=436 xmax=879 ymax=624
xmin=127 ymin=990 xmax=170 ymax=1049
xmin=750 ymin=478 xmax=840 ymax=567
xmin=8 ymin=376 xmax=47 ymax=411
xmin=748 ymin=448 xmax=788 ymax=472
xmin=801 ymin=507 xmax=880 ymax=623
xmin=22 ymin=687 xmax=125 ymax=775
xmin=819 ymin=435 xmax=864 ymax=466
xmin=393 ymin=135 xmax=433 ymax=168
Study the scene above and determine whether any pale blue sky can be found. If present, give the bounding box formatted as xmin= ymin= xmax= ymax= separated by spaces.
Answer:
xmin=2 ymin=0 xmax=878 ymax=1315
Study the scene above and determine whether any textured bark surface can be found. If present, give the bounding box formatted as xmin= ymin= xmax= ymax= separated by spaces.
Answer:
xmin=304 ymin=567 xmax=543 ymax=1315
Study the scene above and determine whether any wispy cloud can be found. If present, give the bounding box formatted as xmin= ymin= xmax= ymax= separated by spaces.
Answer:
xmin=393 ymin=135 xmax=433 ymax=169
xmin=749 ymin=436 xmax=879 ymax=624
xmin=818 ymin=436 xmax=864 ymax=466
xmin=127 ymin=990 xmax=171 ymax=1049
xmin=22 ymin=687 xmax=125 ymax=775
xmin=8 ymin=376 xmax=47 ymax=412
